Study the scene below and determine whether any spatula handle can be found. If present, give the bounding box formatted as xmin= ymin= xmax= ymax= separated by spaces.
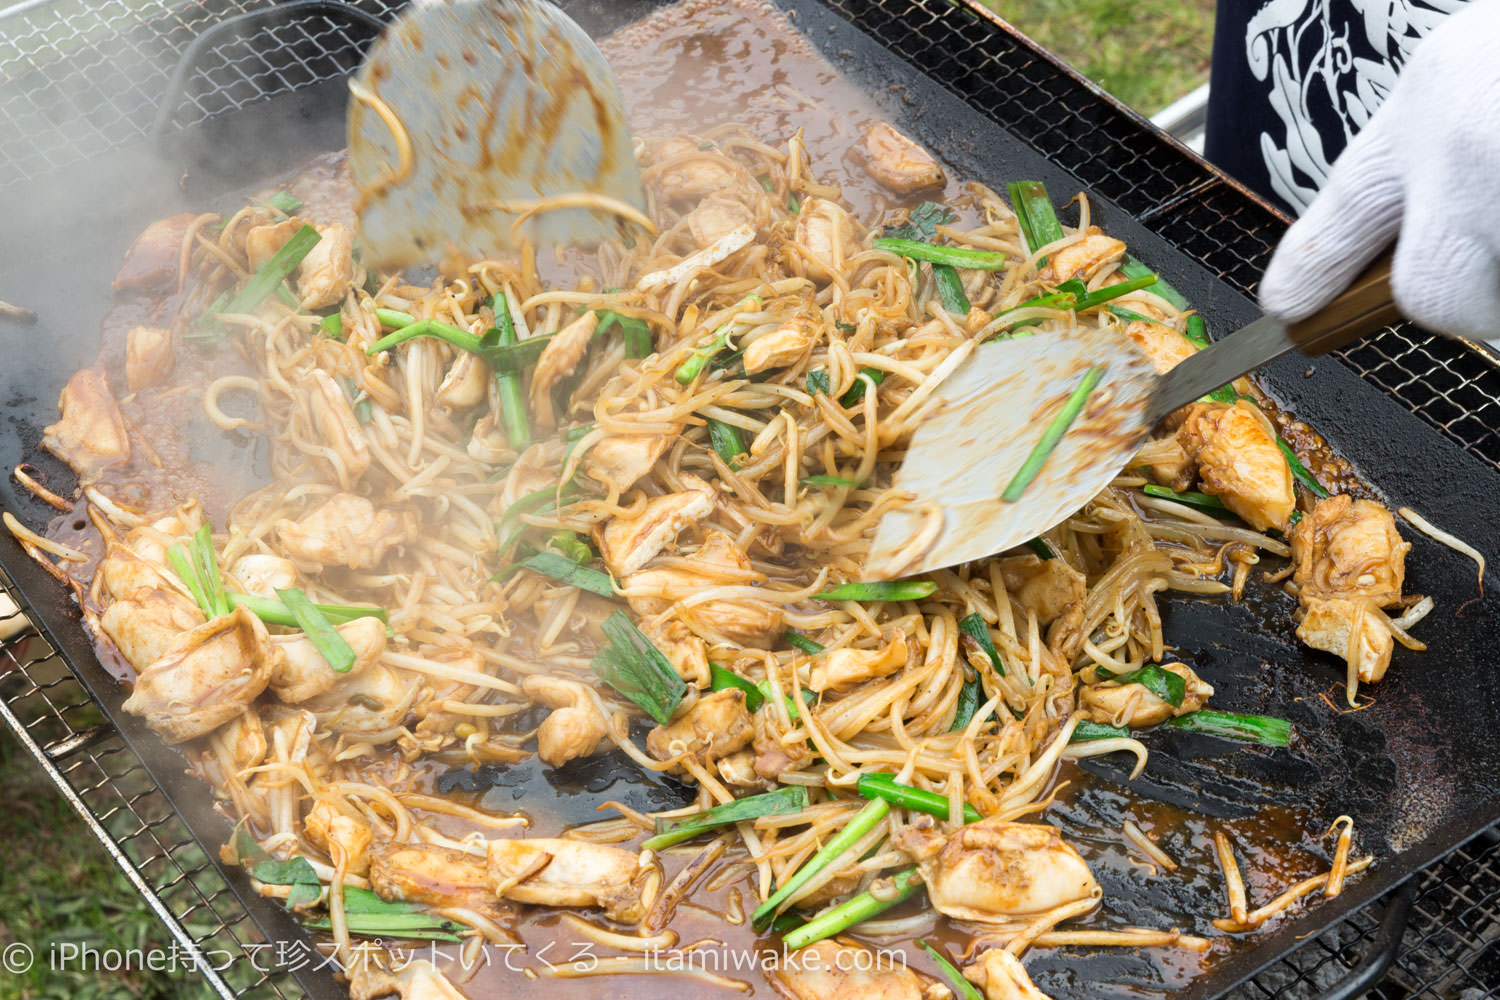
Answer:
xmin=1284 ymin=251 xmax=1398 ymax=355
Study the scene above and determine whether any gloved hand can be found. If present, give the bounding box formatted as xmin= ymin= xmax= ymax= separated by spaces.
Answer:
xmin=1258 ymin=0 xmax=1500 ymax=346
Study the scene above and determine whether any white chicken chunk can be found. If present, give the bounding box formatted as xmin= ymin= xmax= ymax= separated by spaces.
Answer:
xmin=596 ymin=475 xmax=715 ymax=576
xmin=228 ymin=553 xmax=298 ymax=598
xmin=297 ymin=223 xmax=354 ymax=309
xmin=125 ymin=325 xmax=174 ymax=393
xmin=625 ymin=531 xmax=783 ymax=647
xmin=650 ymin=137 xmax=758 ymax=204
xmin=43 ymin=369 xmax=130 ymax=482
xmin=269 ymin=616 xmax=386 ymax=703
xmin=350 ymin=960 xmax=468 ymax=1000
xmin=1000 ymin=555 xmax=1086 ymax=627
xmin=646 ymin=689 xmax=754 ymax=766
xmin=810 ymin=633 xmax=907 ymax=693
xmin=114 ymin=213 xmax=195 ymax=292
xmin=1080 ymin=661 xmax=1213 ymax=728
xmin=1296 ymin=597 xmax=1396 ymax=684
xmin=245 ymin=219 xmax=303 ymax=270
xmin=369 ymin=843 xmax=509 ymax=921
xmin=307 ymin=370 xmax=371 ymax=488
xmin=436 ymin=350 xmax=490 ymax=409
xmin=530 ymin=311 xmax=598 ymax=427
xmin=743 ymin=321 xmax=813 ymax=374
xmin=1177 ymin=401 xmax=1295 ymax=531
xmin=1123 ymin=320 xmax=1198 ymax=375
xmin=687 ymin=194 xmax=756 ymax=249
xmin=215 ymin=712 xmax=266 ymax=772
xmin=486 ymin=837 xmax=648 ymax=923
xmin=1290 ymin=495 xmax=1409 ymax=607
xmin=1041 ymin=228 xmax=1126 ymax=282
xmin=896 ymin=817 xmax=1099 ymax=923
xmin=98 ymin=543 xmax=178 ymax=603
xmin=773 ymin=938 xmax=942 ymax=1000
xmin=642 ymin=618 xmax=710 ymax=686
xmin=859 ymin=122 xmax=946 ymax=194
xmin=584 ymin=434 xmax=672 ymax=495
xmin=304 ymin=800 xmax=374 ymax=876
xmin=965 ymin=949 xmax=1054 ymax=1000
xmin=522 ymin=675 xmax=609 ymax=766
xmin=99 ymin=587 xmax=205 ymax=672
xmin=121 ymin=606 xmax=278 ymax=743
xmin=795 ymin=198 xmax=858 ymax=282
xmin=275 ymin=493 xmax=417 ymax=569
xmin=302 ymin=663 xmax=421 ymax=737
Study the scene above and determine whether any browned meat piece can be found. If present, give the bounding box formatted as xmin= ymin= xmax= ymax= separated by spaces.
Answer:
xmin=1176 ymin=401 xmax=1295 ymax=531
xmin=966 ymin=949 xmax=1054 ymax=1000
xmin=296 ymin=223 xmax=353 ymax=309
xmin=1291 ymin=495 xmax=1409 ymax=607
xmin=302 ymin=663 xmax=421 ymax=737
xmin=269 ymin=616 xmax=386 ymax=703
xmin=1041 ymin=228 xmax=1126 ymax=281
xmin=245 ymin=219 xmax=304 ymax=271
xmin=437 ymin=350 xmax=490 ymax=409
xmin=120 ymin=606 xmax=278 ymax=743
xmin=274 ymin=493 xmax=417 ymax=570
xmin=304 ymin=801 xmax=373 ymax=876
xmin=686 ymin=194 xmax=756 ymax=249
xmin=744 ymin=321 xmax=813 ymax=374
xmin=1123 ymin=320 xmax=1197 ymax=375
xmin=795 ymin=198 xmax=858 ymax=282
xmin=521 ymin=675 xmax=609 ymax=766
xmin=810 ymin=633 xmax=907 ymax=693
xmin=649 ymin=137 xmax=761 ymax=205
xmin=99 ymin=587 xmax=205 ymax=672
xmin=226 ymin=553 xmax=298 ymax=598
xmin=1080 ymin=661 xmax=1213 ymax=728
xmin=999 ymin=555 xmax=1087 ymax=627
xmin=529 ymin=311 xmax=598 ymax=427
xmin=1296 ymin=597 xmax=1396 ymax=685
xmin=369 ymin=843 xmax=509 ymax=921
xmin=125 ymin=326 xmax=174 ymax=393
xmin=595 ymin=475 xmax=715 ymax=576
xmin=114 ymin=213 xmax=195 ymax=292
xmin=42 ymin=369 xmax=130 ymax=482
xmin=625 ymin=531 xmax=783 ymax=647
xmin=773 ymin=938 xmax=942 ymax=1000
xmin=858 ymin=122 xmax=946 ymax=194
xmin=487 ymin=837 xmax=649 ymax=923
xmin=647 ymin=689 xmax=754 ymax=766
xmin=583 ymin=434 xmax=672 ymax=494
xmin=306 ymin=370 xmax=370 ymax=488
xmin=642 ymin=618 xmax=710 ymax=686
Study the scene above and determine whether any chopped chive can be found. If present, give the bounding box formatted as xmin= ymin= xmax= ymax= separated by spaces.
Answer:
xmin=675 ymin=328 xmax=733 ymax=384
xmin=710 ymin=664 xmax=765 ymax=712
xmin=856 ymin=773 xmax=982 ymax=824
xmin=800 ymin=474 xmax=861 ymax=488
xmin=884 ymin=201 xmax=957 ymax=241
xmin=873 ymin=237 xmax=1008 ymax=271
xmin=1163 ymin=710 xmax=1293 ymax=747
xmin=787 ymin=192 xmax=801 ymax=214
xmin=1001 ymin=365 xmax=1105 ymax=502
xmin=545 ymin=530 xmax=593 ymax=563
xmin=166 ymin=542 xmax=212 ymax=617
xmin=815 ymin=581 xmax=937 ymax=601
xmin=707 ymin=418 xmax=748 ymax=467
xmin=1071 ymin=720 xmax=1130 ymax=742
xmin=1183 ymin=314 xmax=1210 ymax=349
xmin=493 ymin=486 xmax=575 ymax=556
xmin=806 ymin=369 xmax=831 ymax=396
xmin=752 ymin=798 xmax=890 ymax=929
xmin=1072 ymin=273 xmax=1158 ymax=311
xmin=591 ymin=611 xmax=686 ymax=725
xmin=838 ymin=368 xmax=886 ymax=407
xmin=643 ymin=787 xmax=808 ymax=851
xmin=1026 ymin=537 xmax=1055 ymax=560
xmin=1277 ymin=438 xmax=1331 ymax=499
xmin=1007 ymin=180 xmax=1065 ymax=259
xmin=950 ymin=669 xmax=981 ymax=730
xmin=226 ymin=593 xmax=386 ymax=627
xmin=1141 ymin=484 xmax=1233 ymax=516
xmin=918 ymin=941 xmax=984 ymax=1000
xmin=784 ymin=631 xmax=826 ymax=655
xmin=320 ymin=313 xmax=343 ymax=338
xmin=1121 ymin=256 xmax=1189 ymax=309
xmin=375 ymin=307 xmax=416 ymax=328
xmin=191 ymin=525 xmax=229 ymax=617
xmin=276 ymin=587 xmax=356 ymax=673
xmin=366 ymin=309 xmax=554 ymax=376
xmin=779 ymin=866 xmax=924 ymax=949
xmin=223 ymin=225 xmax=320 ymax=316
xmin=595 ymin=309 xmax=653 ymax=358
xmin=300 ymin=913 xmax=464 ymax=942
xmin=957 ymin=612 xmax=1005 ymax=676
xmin=490 ymin=293 xmax=531 ymax=449
xmin=1097 ymin=664 xmax=1186 ymax=708
xmin=933 ymin=263 xmax=971 ymax=314
xmin=500 ymin=551 xmax=614 ymax=597
xmin=1108 ymin=305 xmax=1156 ymax=324
xmin=264 ymin=191 xmax=303 ymax=214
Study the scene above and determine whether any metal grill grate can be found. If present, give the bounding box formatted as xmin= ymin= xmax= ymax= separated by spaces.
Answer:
xmin=3 ymin=0 xmax=1500 ymax=997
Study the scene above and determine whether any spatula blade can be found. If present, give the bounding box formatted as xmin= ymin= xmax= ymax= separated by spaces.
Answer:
xmin=349 ymin=0 xmax=646 ymax=271
xmin=866 ymin=328 xmax=1157 ymax=579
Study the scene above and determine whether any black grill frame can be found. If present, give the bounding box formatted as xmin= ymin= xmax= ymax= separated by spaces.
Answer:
xmin=2 ymin=0 xmax=1500 ymax=997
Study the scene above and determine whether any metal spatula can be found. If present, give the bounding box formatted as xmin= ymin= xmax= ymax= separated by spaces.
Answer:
xmin=865 ymin=253 xmax=1397 ymax=579
xmin=347 ymin=0 xmax=647 ymax=271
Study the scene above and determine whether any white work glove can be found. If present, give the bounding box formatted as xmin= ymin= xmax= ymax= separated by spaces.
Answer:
xmin=1259 ymin=0 xmax=1500 ymax=348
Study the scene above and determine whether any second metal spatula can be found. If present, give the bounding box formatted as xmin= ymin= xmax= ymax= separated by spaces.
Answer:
xmin=865 ymin=253 xmax=1398 ymax=579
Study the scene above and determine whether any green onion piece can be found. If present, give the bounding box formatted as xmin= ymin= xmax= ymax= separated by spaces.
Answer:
xmin=223 ymin=225 xmax=320 ymax=315
xmin=264 ymin=191 xmax=303 ymax=214
xmin=815 ymin=580 xmax=937 ymax=601
xmin=1183 ymin=314 xmax=1210 ymax=349
xmin=250 ymin=856 xmax=320 ymax=886
xmin=490 ymin=293 xmax=531 ymax=449
xmin=1121 ymin=256 xmax=1189 ymax=309
xmin=800 ymin=474 xmax=861 ymax=488
xmin=1207 ymin=384 xmax=1239 ymax=404
xmin=591 ymin=611 xmax=687 ymax=725
xmin=784 ymin=630 xmax=826 ymax=655
xmin=752 ymin=798 xmax=890 ymax=929
xmin=807 ymin=370 xmax=831 ymax=396
xmin=957 ymin=612 xmax=1005 ymax=676
xmin=375 ymin=308 xmax=416 ymax=328
xmin=838 ymin=368 xmax=886 ymax=407
xmin=226 ymin=593 xmax=386 ymax=627
xmin=1026 ymin=537 xmax=1055 ymax=560
xmin=950 ymin=669 xmax=981 ymax=730
xmin=492 ymin=486 xmax=574 ymax=556
xmin=707 ymin=418 xmax=748 ymax=467
xmin=761 ymin=681 xmax=815 ymax=721
xmin=933 ymin=263 xmax=971 ymax=314
xmin=1163 ymin=710 xmax=1292 ymax=747
xmin=780 ymin=866 xmax=924 ymax=949
xmin=919 ymin=941 xmax=984 ymax=1000
xmin=787 ymin=192 xmax=801 ymax=214
xmin=884 ymin=201 xmax=957 ymax=241
xmin=1007 ymin=180 xmax=1065 ymax=257
xmin=1097 ymin=664 xmax=1186 ymax=707
xmin=276 ymin=587 xmax=357 ymax=673
xmin=873 ymin=237 xmax=1008 ymax=271
xmin=507 ymin=551 xmax=614 ymax=597
xmin=1072 ymin=273 xmax=1159 ymax=312
xmin=643 ymin=787 xmax=809 ymax=851
xmin=545 ymin=530 xmax=592 ymax=564
xmin=1277 ymin=437 xmax=1331 ymax=499
xmin=320 ymin=313 xmax=343 ymax=338
xmin=596 ymin=310 xmax=654 ymax=358
xmin=1001 ymin=365 xmax=1105 ymax=502
xmin=1141 ymin=484 xmax=1232 ymax=516
xmin=166 ymin=543 xmax=212 ymax=617
xmin=300 ymin=913 xmax=464 ymax=943
xmin=191 ymin=525 xmax=229 ymax=617
xmin=366 ymin=318 xmax=479 ymax=356
xmin=1108 ymin=305 xmax=1156 ymax=324
xmin=1071 ymin=720 xmax=1130 ymax=742
xmin=710 ymin=664 xmax=765 ymax=712
xmin=856 ymin=773 xmax=982 ymax=824
xmin=675 ymin=328 xmax=733 ymax=384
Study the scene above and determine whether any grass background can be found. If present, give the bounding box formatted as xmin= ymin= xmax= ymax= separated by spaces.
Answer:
xmin=0 ymin=4 xmax=1214 ymax=998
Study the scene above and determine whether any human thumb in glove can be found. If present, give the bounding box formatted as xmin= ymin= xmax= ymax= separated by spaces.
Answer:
xmin=1258 ymin=0 xmax=1500 ymax=347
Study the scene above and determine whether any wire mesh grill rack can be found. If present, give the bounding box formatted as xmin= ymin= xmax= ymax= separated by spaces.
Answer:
xmin=2 ymin=0 xmax=1500 ymax=996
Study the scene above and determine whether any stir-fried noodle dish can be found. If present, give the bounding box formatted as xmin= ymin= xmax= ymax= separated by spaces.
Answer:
xmin=11 ymin=6 xmax=1447 ymax=999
